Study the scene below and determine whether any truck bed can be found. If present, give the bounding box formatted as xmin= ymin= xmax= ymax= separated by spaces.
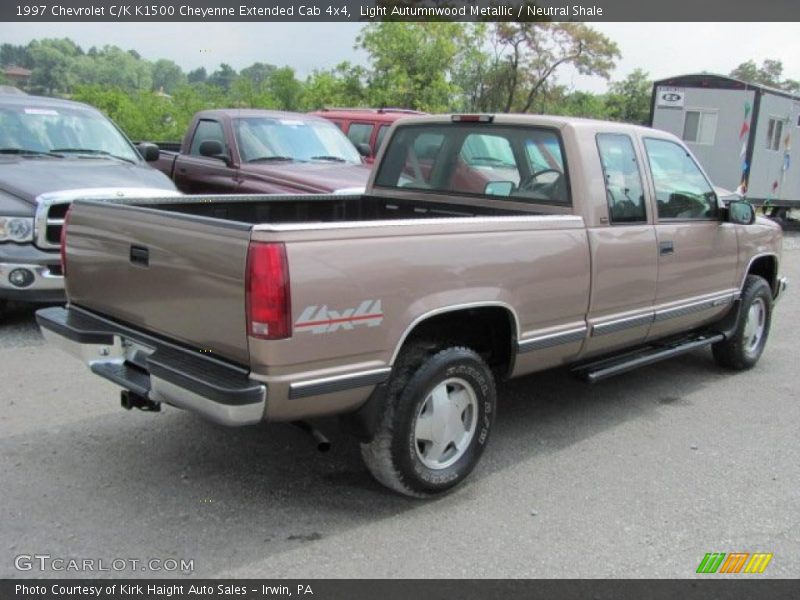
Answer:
xmin=62 ymin=193 xmax=555 ymax=367
xmin=122 ymin=193 xmax=530 ymax=224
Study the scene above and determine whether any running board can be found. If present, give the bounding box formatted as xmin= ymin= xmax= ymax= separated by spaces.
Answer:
xmin=572 ymin=333 xmax=725 ymax=384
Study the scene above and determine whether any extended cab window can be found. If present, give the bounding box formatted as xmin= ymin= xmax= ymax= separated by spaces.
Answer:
xmin=189 ymin=120 xmax=225 ymax=157
xmin=644 ymin=138 xmax=717 ymax=220
xmin=596 ymin=134 xmax=646 ymax=223
xmin=375 ymin=124 xmax=569 ymax=204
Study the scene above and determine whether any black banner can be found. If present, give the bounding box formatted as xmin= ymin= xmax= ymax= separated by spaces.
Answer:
xmin=2 ymin=0 xmax=800 ymax=22
xmin=2 ymin=580 xmax=800 ymax=600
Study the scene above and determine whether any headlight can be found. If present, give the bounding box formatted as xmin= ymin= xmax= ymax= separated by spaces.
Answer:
xmin=0 ymin=217 xmax=34 ymax=242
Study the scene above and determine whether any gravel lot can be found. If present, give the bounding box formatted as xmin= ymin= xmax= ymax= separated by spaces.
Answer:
xmin=1 ymin=234 xmax=798 ymax=579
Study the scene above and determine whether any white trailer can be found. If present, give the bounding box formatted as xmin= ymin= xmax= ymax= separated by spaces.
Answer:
xmin=650 ymin=73 xmax=800 ymax=222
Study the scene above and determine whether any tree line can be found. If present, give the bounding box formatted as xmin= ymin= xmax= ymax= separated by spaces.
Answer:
xmin=1 ymin=24 xmax=797 ymax=142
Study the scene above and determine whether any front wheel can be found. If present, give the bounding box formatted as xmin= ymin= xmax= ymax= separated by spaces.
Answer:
xmin=361 ymin=345 xmax=496 ymax=497
xmin=712 ymin=275 xmax=773 ymax=370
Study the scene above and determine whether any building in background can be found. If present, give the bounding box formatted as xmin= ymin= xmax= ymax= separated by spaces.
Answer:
xmin=650 ymin=73 xmax=800 ymax=219
xmin=2 ymin=66 xmax=32 ymax=89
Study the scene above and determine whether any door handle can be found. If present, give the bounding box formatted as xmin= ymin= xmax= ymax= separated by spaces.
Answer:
xmin=130 ymin=245 xmax=149 ymax=267
xmin=659 ymin=241 xmax=674 ymax=256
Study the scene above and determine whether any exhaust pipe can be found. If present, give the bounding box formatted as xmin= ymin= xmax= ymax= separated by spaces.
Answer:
xmin=292 ymin=421 xmax=331 ymax=452
xmin=121 ymin=390 xmax=161 ymax=412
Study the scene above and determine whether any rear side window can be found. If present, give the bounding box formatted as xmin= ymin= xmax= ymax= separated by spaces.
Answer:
xmin=596 ymin=133 xmax=647 ymax=223
xmin=374 ymin=124 xmax=570 ymax=204
xmin=347 ymin=123 xmax=374 ymax=147
xmin=189 ymin=120 xmax=225 ymax=156
xmin=644 ymin=138 xmax=717 ymax=220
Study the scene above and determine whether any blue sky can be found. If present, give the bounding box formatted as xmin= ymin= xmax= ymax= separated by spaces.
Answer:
xmin=2 ymin=22 xmax=799 ymax=93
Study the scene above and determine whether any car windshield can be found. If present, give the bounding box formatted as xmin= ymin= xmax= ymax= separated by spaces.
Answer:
xmin=233 ymin=117 xmax=362 ymax=164
xmin=0 ymin=105 xmax=139 ymax=162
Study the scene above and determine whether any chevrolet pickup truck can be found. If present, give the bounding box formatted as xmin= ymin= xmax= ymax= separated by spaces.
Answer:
xmin=0 ymin=93 xmax=178 ymax=318
xmin=144 ymin=109 xmax=371 ymax=195
xmin=38 ymin=114 xmax=787 ymax=497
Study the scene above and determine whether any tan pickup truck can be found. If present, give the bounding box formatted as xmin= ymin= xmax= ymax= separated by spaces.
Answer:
xmin=37 ymin=114 xmax=787 ymax=497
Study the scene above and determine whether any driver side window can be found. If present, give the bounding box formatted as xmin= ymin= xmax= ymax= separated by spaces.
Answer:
xmin=644 ymin=138 xmax=718 ymax=220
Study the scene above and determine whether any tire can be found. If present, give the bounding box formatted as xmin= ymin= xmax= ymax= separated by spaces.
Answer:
xmin=712 ymin=275 xmax=773 ymax=370
xmin=361 ymin=345 xmax=496 ymax=497
xmin=0 ymin=300 xmax=6 ymax=321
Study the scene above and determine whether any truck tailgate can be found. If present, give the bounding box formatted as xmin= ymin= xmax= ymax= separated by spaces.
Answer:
xmin=65 ymin=201 xmax=252 ymax=365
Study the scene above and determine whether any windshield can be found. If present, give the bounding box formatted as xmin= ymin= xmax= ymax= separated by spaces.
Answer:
xmin=0 ymin=105 xmax=139 ymax=162
xmin=233 ymin=117 xmax=362 ymax=164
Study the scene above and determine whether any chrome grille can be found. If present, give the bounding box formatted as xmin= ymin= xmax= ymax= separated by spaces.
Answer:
xmin=35 ymin=200 xmax=71 ymax=250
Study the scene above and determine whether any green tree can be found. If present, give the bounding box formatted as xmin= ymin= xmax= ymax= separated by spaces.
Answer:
xmin=267 ymin=67 xmax=303 ymax=110
xmin=208 ymin=63 xmax=237 ymax=91
xmin=605 ymin=68 xmax=651 ymax=124
xmin=491 ymin=22 xmax=620 ymax=113
xmin=357 ymin=22 xmax=465 ymax=112
xmin=72 ymin=45 xmax=152 ymax=91
xmin=152 ymin=59 xmax=186 ymax=94
xmin=450 ymin=23 xmax=497 ymax=112
xmin=228 ymin=77 xmax=277 ymax=108
xmin=730 ymin=59 xmax=799 ymax=93
xmin=187 ymin=67 xmax=207 ymax=84
xmin=240 ymin=62 xmax=276 ymax=87
xmin=538 ymin=88 xmax=610 ymax=119
xmin=303 ymin=62 xmax=367 ymax=109
xmin=27 ymin=38 xmax=82 ymax=95
xmin=1 ymin=43 xmax=33 ymax=69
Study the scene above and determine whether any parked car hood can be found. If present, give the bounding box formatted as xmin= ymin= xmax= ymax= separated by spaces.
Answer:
xmin=0 ymin=156 xmax=177 ymax=204
xmin=244 ymin=161 xmax=370 ymax=193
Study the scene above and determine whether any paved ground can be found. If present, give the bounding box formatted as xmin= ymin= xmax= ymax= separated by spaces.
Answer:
xmin=1 ymin=234 xmax=798 ymax=579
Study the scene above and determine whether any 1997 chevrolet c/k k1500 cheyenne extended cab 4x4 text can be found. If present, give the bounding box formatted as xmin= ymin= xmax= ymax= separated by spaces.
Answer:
xmin=38 ymin=114 xmax=787 ymax=497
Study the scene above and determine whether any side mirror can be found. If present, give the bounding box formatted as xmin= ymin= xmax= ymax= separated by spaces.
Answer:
xmin=727 ymin=200 xmax=756 ymax=225
xmin=484 ymin=181 xmax=514 ymax=197
xmin=356 ymin=143 xmax=372 ymax=158
xmin=137 ymin=142 xmax=160 ymax=162
xmin=198 ymin=140 xmax=230 ymax=164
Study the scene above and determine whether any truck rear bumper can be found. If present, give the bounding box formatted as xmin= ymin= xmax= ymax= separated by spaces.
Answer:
xmin=35 ymin=306 xmax=266 ymax=426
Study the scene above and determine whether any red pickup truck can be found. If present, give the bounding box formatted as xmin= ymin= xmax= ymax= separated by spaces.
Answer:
xmin=143 ymin=109 xmax=371 ymax=195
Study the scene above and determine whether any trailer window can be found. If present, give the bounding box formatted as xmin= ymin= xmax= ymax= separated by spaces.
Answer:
xmin=766 ymin=118 xmax=784 ymax=151
xmin=682 ymin=110 xmax=717 ymax=145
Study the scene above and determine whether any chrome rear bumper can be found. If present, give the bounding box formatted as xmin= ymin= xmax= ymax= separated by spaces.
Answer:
xmin=36 ymin=306 xmax=266 ymax=426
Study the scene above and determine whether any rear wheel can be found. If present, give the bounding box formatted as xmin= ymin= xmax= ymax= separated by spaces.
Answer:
xmin=712 ymin=275 xmax=773 ymax=370
xmin=361 ymin=345 xmax=496 ymax=497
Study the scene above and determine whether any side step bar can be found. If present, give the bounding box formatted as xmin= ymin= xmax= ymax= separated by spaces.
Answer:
xmin=572 ymin=332 xmax=725 ymax=384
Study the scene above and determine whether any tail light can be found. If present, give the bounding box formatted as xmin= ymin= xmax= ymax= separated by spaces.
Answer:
xmin=60 ymin=206 xmax=72 ymax=278
xmin=246 ymin=242 xmax=291 ymax=340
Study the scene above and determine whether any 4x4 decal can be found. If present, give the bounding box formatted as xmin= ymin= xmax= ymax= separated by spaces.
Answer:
xmin=295 ymin=300 xmax=384 ymax=334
